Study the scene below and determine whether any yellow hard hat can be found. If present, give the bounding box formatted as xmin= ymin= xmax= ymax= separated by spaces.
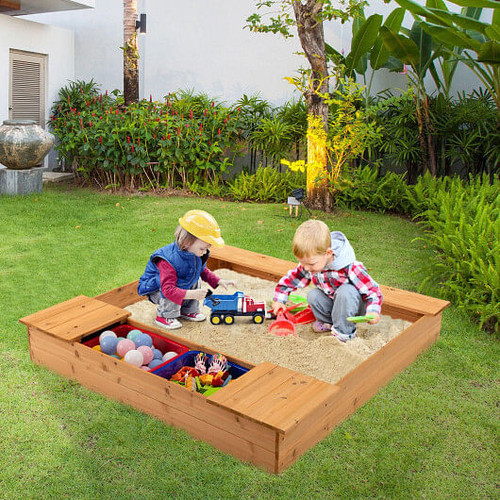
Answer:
xmin=179 ymin=210 xmax=225 ymax=248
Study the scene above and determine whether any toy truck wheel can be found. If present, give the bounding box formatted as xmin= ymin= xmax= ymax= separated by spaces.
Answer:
xmin=210 ymin=315 xmax=222 ymax=325
xmin=252 ymin=314 xmax=264 ymax=324
xmin=224 ymin=315 xmax=234 ymax=325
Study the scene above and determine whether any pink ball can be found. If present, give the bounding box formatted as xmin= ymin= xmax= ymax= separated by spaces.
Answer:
xmin=116 ymin=338 xmax=135 ymax=358
xmin=137 ymin=345 xmax=153 ymax=365
xmin=124 ymin=349 xmax=144 ymax=367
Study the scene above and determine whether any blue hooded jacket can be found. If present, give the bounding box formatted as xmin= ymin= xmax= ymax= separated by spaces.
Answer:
xmin=137 ymin=242 xmax=208 ymax=297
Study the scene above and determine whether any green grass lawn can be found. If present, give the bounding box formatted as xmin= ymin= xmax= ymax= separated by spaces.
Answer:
xmin=0 ymin=184 xmax=498 ymax=499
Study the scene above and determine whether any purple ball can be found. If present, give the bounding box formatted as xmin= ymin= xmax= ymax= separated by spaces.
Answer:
xmin=152 ymin=348 xmax=163 ymax=360
xmin=134 ymin=333 xmax=153 ymax=348
xmin=148 ymin=358 xmax=163 ymax=370
xmin=100 ymin=335 xmax=118 ymax=355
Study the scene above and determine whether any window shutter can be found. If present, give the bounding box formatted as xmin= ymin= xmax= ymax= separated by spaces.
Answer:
xmin=9 ymin=50 xmax=46 ymax=127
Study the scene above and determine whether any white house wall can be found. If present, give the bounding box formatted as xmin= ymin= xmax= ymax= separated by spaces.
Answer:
xmin=23 ymin=0 xmax=483 ymax=105
xmin=0 ymin=14 xmax=74 ymax=168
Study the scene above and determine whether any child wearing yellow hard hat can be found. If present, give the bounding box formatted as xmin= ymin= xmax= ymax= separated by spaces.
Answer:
xmin=138 ymin=210 xmax=235 ymax=330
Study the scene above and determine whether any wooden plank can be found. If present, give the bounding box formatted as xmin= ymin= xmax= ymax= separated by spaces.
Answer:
xmin=95 ymin=280 xmax=144 ymax=308
xmin=28 ymin=328 xmax=280 ymax=460
xmin=275 ymin=314 xmax=443 ymax=472
xmin=20 ymin=296 xmax=129 ymax=342
xmin=20 ymin=295 xmax=91 ymax=326
xmin=29 ymin=338 xmax=277 ymax=472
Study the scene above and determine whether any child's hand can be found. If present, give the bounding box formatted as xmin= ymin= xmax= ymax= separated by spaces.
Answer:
xmin=272 ymin=301 xmax=287 ymax=315
xmin=218 ymin=279 xmax=236 ymax=289
xmin=368 ymin=313 xmax=380 ymax=325
xmin=185 ymin=288 xmax=208 ymax=301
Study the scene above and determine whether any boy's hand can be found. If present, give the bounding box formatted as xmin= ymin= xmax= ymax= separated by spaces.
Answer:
xmin=272 ymin=301 xmax=287 ymax=315
xmin=367 ymin=313 xmax=380 ymax=325
xmin=218 ymin=279 xmax=236 ymax=290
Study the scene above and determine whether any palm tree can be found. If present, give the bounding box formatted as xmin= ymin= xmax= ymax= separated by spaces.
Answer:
xmin=123 ymin=0 xmax=139 ymax=105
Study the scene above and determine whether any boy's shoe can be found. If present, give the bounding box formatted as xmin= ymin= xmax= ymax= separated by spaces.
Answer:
xmin=180 ymin=312 xmax=206 ymax=322
xmin=312 ymin=320 xmax=333 ymax=333
xmin=331 ymin=325 xmax=356 ymax=342
xmin=155 ymin=316 xmax=182 ymax=330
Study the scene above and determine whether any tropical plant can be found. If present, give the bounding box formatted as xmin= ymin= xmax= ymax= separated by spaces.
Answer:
xmin=246 ymin=0 xmax=367 ymax=210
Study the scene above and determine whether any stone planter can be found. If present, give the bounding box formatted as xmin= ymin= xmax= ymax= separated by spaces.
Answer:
xmin=0 ymin=120 xmax=54 ymax=170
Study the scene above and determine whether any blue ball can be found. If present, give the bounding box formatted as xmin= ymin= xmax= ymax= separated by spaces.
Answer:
xmin=127 ymin=329 xmax=142 ymax=341
xmin=148 ymin=358 xmax=163 ymax=370
xmin=152 ymin=348 xmax=163 ymax=360
xmin=100 ymin=335 xmax=118 ymax=355
xmin=134 ymin=333 xmax=153 ymax=348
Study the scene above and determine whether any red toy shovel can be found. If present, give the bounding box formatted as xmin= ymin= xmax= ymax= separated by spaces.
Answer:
xmin=268 ymin=311 xmax=296 ymax=337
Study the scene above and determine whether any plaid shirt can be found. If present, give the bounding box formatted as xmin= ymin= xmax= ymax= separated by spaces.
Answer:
xmin=274 ymin=261 xmax=383 ymax=315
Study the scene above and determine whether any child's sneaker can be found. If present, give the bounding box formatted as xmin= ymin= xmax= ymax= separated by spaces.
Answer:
xmin=180 ymin=312 xmax=206 ymax=322
xmin=312 ymin=320 xmax=333 ymax=333
xmin=155 ymin=316 xmax=182 ymax=330
xmin=331 ymin=325 xmax=356 ymax=342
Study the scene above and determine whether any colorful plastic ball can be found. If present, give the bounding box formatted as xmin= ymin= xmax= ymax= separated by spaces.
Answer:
xmin=152 ymin=348 xmax=163 ymax=360
xmin=137 ymin=345 xmax=154 ymax=365
xmin=100 ymin=335 xmax=118 ymax=355
xmin=134 ymin=333 xmax=153 ymax=349
xmin=126 ymin=329 xmax=142 ymax=342
xmin=92 ymin=345 xmax=102 ymax=352
xmin=124 ymin=349 xmax=144 ymax=367
xmin=148 ymin=358 xmax=163 ymax=370
xmin=140 ymin=366 xmax=150 ymax=371
xmin=162 ymin=351 xmax=178 ymax=362
xmin=99 ymin=330 xmax=116 ymax=343
xmin=116 ymin=338 xmax=135 ymax=358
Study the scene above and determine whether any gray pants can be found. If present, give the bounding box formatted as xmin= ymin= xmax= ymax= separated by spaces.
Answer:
xmin=307 ymin=283 xmax=366 ymax=336
xmin=148 ymin=282 xmax=200 ymax=319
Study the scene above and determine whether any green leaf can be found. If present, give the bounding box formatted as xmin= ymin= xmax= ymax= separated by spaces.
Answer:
xmin=371 ymin=8 xmax=406 ymax=70
xmin=345 ymin=14 xmax=383 ymax=76
xmin=379 ymin=26 xmax=421 ymax=68
xmin=478 ymin=40 xmax=500 ymax=63
xmin=419 ymin=22 xmax=482 ymax=51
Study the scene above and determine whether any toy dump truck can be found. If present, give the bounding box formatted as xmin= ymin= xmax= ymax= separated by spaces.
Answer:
xmin=203 ymin=291 xmax=267 ymax=325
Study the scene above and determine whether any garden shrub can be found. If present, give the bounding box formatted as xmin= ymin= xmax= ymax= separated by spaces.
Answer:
xmin=227 ymin=166 xmax=305 ymax=202
xmin=335 ymin=167 xmax=499 ymax=334
xmin=50 ymin=82 xmax=240 ymax=190
xmin=417 ymin=175 xmax=499 ymax=334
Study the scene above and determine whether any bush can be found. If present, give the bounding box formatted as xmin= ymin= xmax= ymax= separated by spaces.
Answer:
xmin=335 ymin=167 xmax=499 ymax=334
xmin=227 ymin=166 xmax=305 ymax=202
xmin=50 ymin=83 xmax=240 ymax=190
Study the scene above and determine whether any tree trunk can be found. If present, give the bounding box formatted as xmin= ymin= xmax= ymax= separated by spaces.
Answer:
xmin=292 ymin=1 xmax=331 ymax=212
xmin=123 ymin=0 xmax=139 ymax=106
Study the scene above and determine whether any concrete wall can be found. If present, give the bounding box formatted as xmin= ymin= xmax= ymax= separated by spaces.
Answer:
xmin=0 ymin=14 xmax=74 ymax=169
xmin=23 ymin=0 xmax=485 ymax=106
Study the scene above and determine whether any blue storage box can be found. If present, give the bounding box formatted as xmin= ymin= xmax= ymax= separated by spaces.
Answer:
xmin=151 ymin=350 xmax=249 ymax=381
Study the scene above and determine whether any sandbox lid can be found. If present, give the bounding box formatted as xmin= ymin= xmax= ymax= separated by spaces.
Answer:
xmin=19 ymin=295 xmax=130 ymax=342
xmin=207 ymin=361 xmax=340 ymax=433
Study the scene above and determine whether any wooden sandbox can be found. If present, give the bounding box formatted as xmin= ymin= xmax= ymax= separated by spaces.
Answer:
xmin=20 ymin=245 xmax=449 ymax=473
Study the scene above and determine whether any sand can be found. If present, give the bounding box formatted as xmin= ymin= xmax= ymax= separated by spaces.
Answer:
xmin=125 ymin=269 xmax=411 ymax=385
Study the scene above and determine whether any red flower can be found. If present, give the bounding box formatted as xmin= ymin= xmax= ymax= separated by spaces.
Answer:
xmin=204 ymin=109 xmax=207 ymax=117
xmin=189 ymin=110 xmax=193 ymax=119
xmin=218 ymin=128 xmax=221 ymax=135
xmin=131 ymin=145 xmax=135 ymax=152
xmin=98 ymin=136 xmax=102 ymax=143
xmin=127 ymin=136 xmax=130 ymax=143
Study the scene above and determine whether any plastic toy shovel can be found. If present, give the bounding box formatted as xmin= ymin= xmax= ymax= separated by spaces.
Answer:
xmin=347 ymin=314 xmax=375 ymax=323
xmin=268 ymin=311 xmax=296 ymax=337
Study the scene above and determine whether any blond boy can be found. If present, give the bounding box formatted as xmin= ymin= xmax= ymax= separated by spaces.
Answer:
xmin=272 ymin=220 xmax=382 ymax=341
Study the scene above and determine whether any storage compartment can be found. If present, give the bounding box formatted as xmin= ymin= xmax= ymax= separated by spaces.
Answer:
xmin=82 ymin=323 xmax=189 ymax=371
xmin=151 ymin=350 xmax=249 ymax=396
